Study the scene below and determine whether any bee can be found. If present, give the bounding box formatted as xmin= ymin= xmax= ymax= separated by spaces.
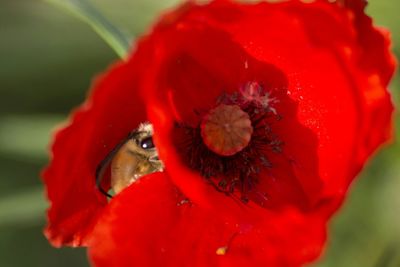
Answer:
xmin=96 ymin=123 xmax=164 ymax=197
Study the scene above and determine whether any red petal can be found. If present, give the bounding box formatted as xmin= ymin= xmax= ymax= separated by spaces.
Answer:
xmin=88 ymin=172 xmax=326 ymax=267
xmin=43 ymin=2 xmax=395 ymax=266
xmin=43 ymin=58 xmax=149 ymax=246
xmin=142 ymin=0 xmax=394 ymax=215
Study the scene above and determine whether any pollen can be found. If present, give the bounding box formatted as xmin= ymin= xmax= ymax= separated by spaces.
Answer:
xmin=216 ymin=246 xmax=228 ymax=256
xmin=201 ymin=104 xmax=253 ymax=156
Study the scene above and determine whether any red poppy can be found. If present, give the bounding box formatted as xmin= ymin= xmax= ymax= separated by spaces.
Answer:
xmin=43 ymin=0 xmax=395 ymax=266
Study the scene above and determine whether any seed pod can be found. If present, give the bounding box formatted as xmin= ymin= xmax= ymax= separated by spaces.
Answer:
xmin=201 ymin=104 xmax=253 ymax=156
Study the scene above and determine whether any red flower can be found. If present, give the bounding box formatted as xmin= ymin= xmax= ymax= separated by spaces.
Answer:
xmin=43 ymin=0 xmax=395 ymax=266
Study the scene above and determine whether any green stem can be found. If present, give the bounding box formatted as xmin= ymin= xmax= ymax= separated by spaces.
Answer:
xmin=44 ymin=0 xmax=131 ymax=59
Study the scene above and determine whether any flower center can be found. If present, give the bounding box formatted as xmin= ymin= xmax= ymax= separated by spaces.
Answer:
xmin=201 ymin=104 xmax=253 ymax=156
xmin=175 ymin=82 xmax=282 ymax=203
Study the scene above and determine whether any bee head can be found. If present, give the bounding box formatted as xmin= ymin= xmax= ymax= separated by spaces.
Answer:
xmin=131 ymin=123 xmax=158 ymax=158
xmin=96 ymin=122 xmax=164 ymax=198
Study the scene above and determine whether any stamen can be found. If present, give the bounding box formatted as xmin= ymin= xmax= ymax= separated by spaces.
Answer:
xmin=216 ymin=246 xmax=228 ymax=256
xmin=175 ymin=82 xmax=282 ymax=203
xmin=215 ymin=232 xmax=239 ymax=256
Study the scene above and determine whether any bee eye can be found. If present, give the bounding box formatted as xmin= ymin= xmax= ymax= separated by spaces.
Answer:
xmin=140 ymin=136 xmax=155 ymax=150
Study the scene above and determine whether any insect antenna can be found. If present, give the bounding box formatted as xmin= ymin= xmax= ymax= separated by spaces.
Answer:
xmin=96 ymin=153 xmax=116 ymax=198
xmin=95 ymin=131 xmax=142 ymax=198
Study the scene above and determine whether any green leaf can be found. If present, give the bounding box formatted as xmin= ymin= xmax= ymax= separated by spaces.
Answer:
xmin=0 ymin=187 xmax=46 ymax=227
xmin=0 ymin=115 xmax=64 ymax=163
xmin=44 ymin=0 xmax=131 ymax=59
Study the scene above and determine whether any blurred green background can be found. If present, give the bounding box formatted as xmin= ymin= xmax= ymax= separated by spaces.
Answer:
xmin=0 ymin=0 xmax=398 ymax=266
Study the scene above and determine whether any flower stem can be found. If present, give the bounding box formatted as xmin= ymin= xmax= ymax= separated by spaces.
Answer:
xmin=44 ymin=0 xmax=131 ymax=59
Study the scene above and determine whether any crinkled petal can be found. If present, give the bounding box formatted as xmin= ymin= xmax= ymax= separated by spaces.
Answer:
xmin=142 ymin=0 xmax=394 ymax=216
xmin=88 ymin=172 xmax=326 ymax=267
xmin=43 ymin=58 xmax=149 ymax=246
xmin=43 ymin=2 xmax=395 ymax=267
